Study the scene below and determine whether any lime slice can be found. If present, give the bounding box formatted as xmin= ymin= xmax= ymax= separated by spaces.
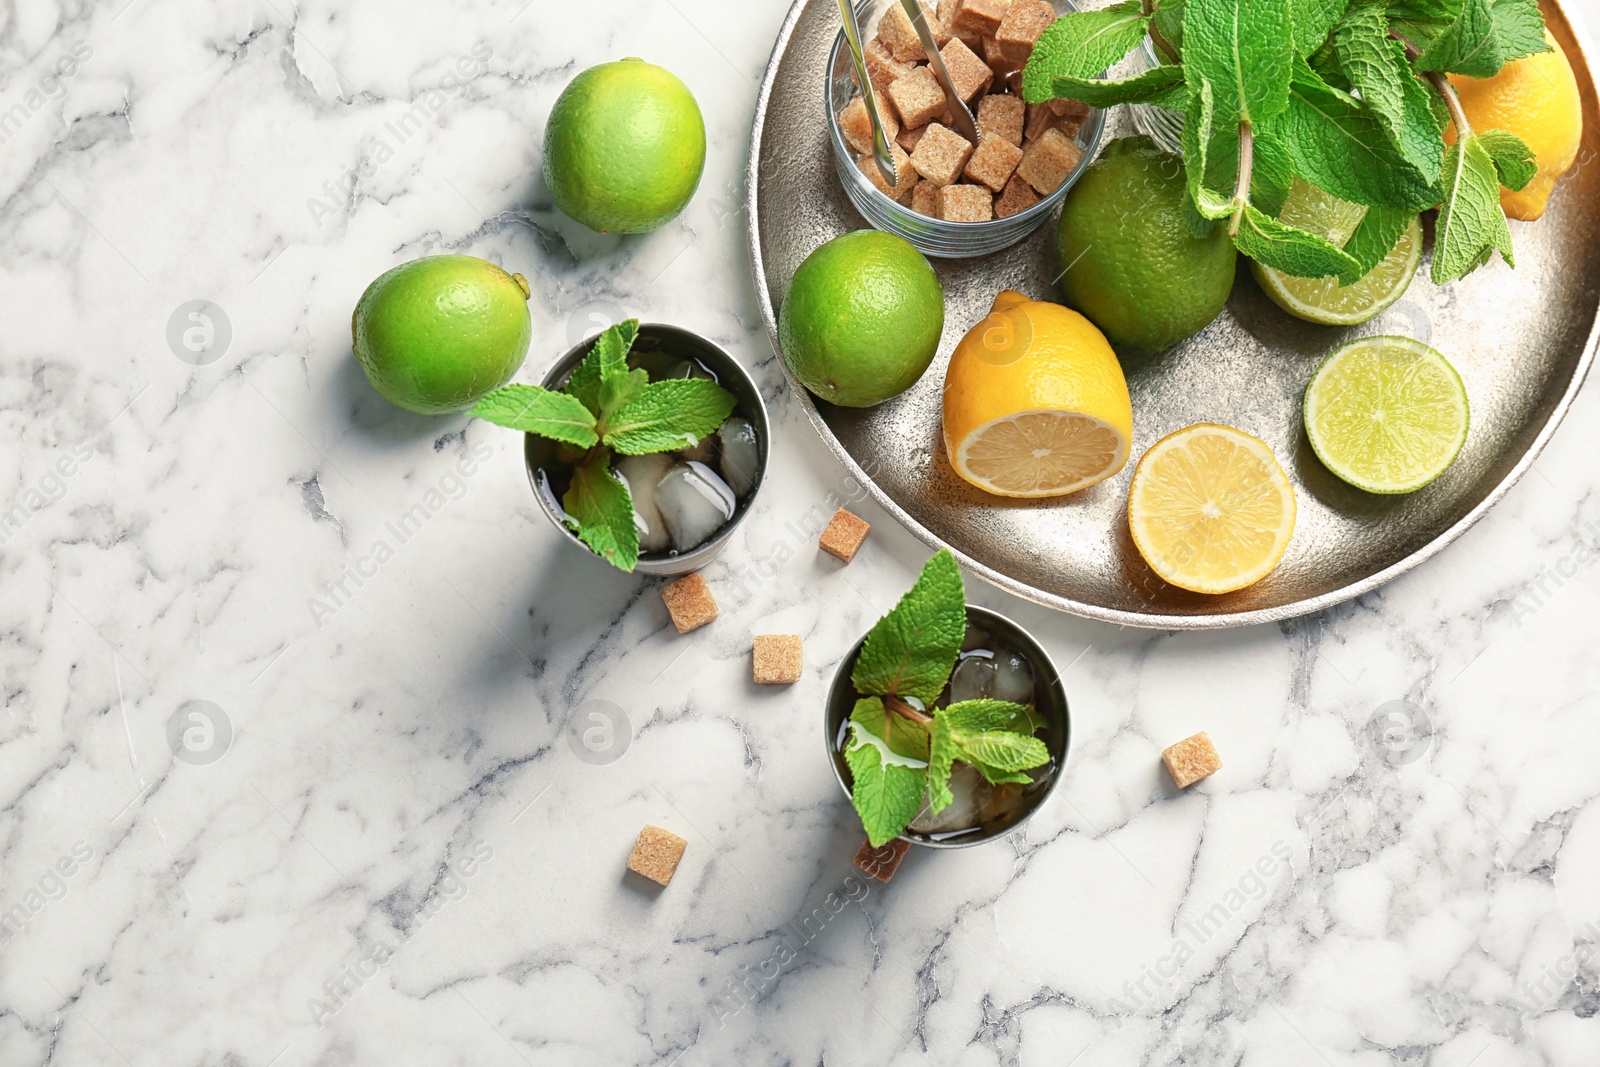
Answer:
xmin=1304 ymin=337 xmax=1470 ymax=494
xmin=1251 ymin=180 xmax=1422 ymax=326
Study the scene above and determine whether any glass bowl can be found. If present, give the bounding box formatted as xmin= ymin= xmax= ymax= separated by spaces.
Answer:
xmin=826 ymin=0 xmax=1105 ymax=259
xmin=1127 ymin=37 xmax=1185 ymax=154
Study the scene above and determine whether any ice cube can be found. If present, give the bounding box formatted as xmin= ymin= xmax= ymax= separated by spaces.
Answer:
xmin=989 ymin=650 xmax=1034 ymax=704
xmin=719 ymin=416 xmax=760 ymax=498
xmin=654 ymin=461 xmax=737 ymax=553
xmin=909 ymin=764 xmax=992 ymax=836
xmin=614 ymin=454 xmax=674 ymax=554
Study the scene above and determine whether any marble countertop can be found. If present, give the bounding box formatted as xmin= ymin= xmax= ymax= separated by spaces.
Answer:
xmin=4 ymin=0 xmax=1600 ymax=1064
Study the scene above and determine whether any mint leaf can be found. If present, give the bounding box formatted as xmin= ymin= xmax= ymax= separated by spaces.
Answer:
xmin=1022 ymin=1 xmax=1152 ymax=103
xmin=1152 ymin=0 xmax=1187 ymax=57
xmin=1182 ymin=0 xmax=1293 ymax=123
xmin=1290 ymin=0 xmax=1348 ymax=55
xmin=1478 ymin=128 xmax=1538 ymax=190
xmin=1280 ymin=58 xmax=1438 ymax=209
xmin=851 ymin=696 xmax=931 ymax=762
xmin=1433 ymin=133 xmax=1514 ymax=283
xmin=1049 ymin=65 xmax=1188 ymax=108
xmin=566 ymin=319 xmax=640 ymax=417
xmin=845 ymin=725 xmax=928 ymax=847
xmin=1234 ymin=203 xmax=1364 ymax=277
xmin=470 ymin=385 xmax=599 ymax=447
xmin=562 ymin=457 xmax=639 ymax=572
xmin=1332 ymin=5 xmax=1447 ymax=182
xmin=598 ymin=367 xmax=648 ymax=418
xmin=1415 ymin=0 xmax=1548 ymax=77
xmin=1182 ymin=78 xmax=1237 ymax=219
xmin=1251 ymin=125 xmax=1298 ymax=216
xmin=851 ymin=549 xmax=966 ymax=706
xmin=957 ymin=731 xmax=1051 ymax=774
xmin=602 ymin=378 xmax=737 ymax=456
xmin=1338 ymin=204 xmax=1414 ymax=282
xmin=929 ymin=699 xmax=1045 ymax=812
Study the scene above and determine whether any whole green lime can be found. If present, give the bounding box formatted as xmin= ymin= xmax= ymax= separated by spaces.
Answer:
xmin=1057 ymin=136 xmax=1236 ymax=351
xmin=353 ymin=255 xmax=532 ymax=415
xmin=543 ymin=59 xmax=706 ymax=234
xmin=779 ymin=230 xmax=945 ymax=408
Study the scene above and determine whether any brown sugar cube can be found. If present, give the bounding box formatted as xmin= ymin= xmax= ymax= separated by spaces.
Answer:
xmin=911 ymin=178 xmax=940 ymax=216
xmin=994 ymin=174 xmax=1041 ymax=218
xmin=977 ymin=93 xmax=1025 ymax=147
xmin=627 ymin=825 xmax=688 ymax=886
xmin=854 ymin=837 xmax=911 ymax=883
xmin=897 ymin=123 xmax=929 ymax=154
xmin=838 ymin=94 xmax=900 ymax=156
xmin=661 ymin=572 xmax=718 ymax=634
xmin=861 ymin=37 xmax=916 ymax=96
xmin=1048 ymin=97 xmax=1091 ymax=121
xmin=878 ymin=2 xmax=951 ymax=63
xmin=996 ymin=0 xmax=1056 ymax=64
xmin=819 ymin=508 xmax=871 ymax=563
xmin=909 ymin=123 xmax=974 ymax=186
xmin=938 ymin=183 xmax=994 ymax=222
xmin=1016 ymin=127 xmax=1082 ymax=195
xmin=950 ymin=0 xmax=1013 ymax=38
xmin=981 ymin=35 xmax=1009 ymax=70
xmin=752 ymin=634 xmax=803 ymax=685
xmin=964 ymin=132 xmax=1024 ymax=192
xmin=1024 ymin=102 xmax=1057 ymax=143
xmin=857 ymin=142 xmax=917 ymax=203
xmin=1162 ymin=732 xmax=1222 ymax=789
xmin=887 ymin=66 xmax=948 ymax=130
xmin=938 ymin=38 xmax=994 ymax=103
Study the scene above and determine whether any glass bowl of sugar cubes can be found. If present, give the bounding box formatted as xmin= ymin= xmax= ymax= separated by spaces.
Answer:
xmin=827 ymin=0 xmax=1104 ymax=258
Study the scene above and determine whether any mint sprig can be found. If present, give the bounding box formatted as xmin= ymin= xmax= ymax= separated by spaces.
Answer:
xmin=843 ymin=551 xmax=1052 ymax=846
xmin=470 ymin=319 xmax=738 ymax=573
xmin=1022 ymin=0 xmax=1553 ymax=287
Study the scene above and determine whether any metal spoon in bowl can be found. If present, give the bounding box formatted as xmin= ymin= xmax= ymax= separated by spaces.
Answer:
xmin=836 ymin=0 xmax=901 ymax=187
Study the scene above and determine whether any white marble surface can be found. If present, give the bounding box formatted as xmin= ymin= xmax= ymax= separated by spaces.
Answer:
xmin=3 ymin=0 xmax=1600 ymax=1063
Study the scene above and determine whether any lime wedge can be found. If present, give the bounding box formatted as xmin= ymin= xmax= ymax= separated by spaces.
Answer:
xmin=1303 ymin=337 xmax=1470 ymax=494
xmin=1251 ymin=180 xmax=1422 ymax=326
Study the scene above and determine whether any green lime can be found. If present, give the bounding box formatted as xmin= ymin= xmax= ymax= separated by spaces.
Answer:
xmin=779 ymin=230 xmax=945 ymax=408
xmin=543 ymin=59 xmax=706 ymax=234
xmin=1304 ymin=336 xmax=1470 ymax=494
xmin=353 ymin=255 xmax=532 ymax=415
xmin=1056 ymin=136 xmax=1235 ymax=351
xmin=1251 ymin=180 xmax=1422 ymax=326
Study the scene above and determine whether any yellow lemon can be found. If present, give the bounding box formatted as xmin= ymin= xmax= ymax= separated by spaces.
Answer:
xmin=942 ymin=291 xmax=1133 ymax=498
xmin=1127 ymin=424 xmax=1296 ymax=595
xmin=1446 ymin=30 xmax=1583 ymax=221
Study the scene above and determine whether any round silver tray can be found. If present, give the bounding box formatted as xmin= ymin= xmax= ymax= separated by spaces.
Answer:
xmin=747 ymin=0 xmax=1600 ymax=629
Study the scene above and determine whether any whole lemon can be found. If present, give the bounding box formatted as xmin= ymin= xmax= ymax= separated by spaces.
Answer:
xmin=779 ymin=230 xmax=945 ymax=408
xmin=1447 ymin=30 xmax=1582 ymax=221
xmin=1056 ymin=136 xmax=1235 ymax=351
xmin=353 ymin=256 xmax=532 ymax=415
xmin=543 ymin=59 xmax=706 ymax=234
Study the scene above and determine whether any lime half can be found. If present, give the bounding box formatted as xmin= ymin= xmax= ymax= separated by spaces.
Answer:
xmin=1251 ymin=180 xmax=1421 ymax=326
xmin=1304 ymin=337 xmax=1470 ymax=494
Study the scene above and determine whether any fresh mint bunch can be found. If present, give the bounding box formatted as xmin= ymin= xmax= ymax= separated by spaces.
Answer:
xmin=470 ymin=320 xmax=736 ymax=572
xmin=843 ymin=550 xmax=1052 ymax=847
xmin=1023 ymin=0 xmax=1546 ymax=284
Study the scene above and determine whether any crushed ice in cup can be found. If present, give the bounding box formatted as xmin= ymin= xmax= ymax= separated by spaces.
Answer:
xmin=949 ymin=648 xmax=1034 ymax=704
xmin=615 ymin=454 xmax=674 ymax=554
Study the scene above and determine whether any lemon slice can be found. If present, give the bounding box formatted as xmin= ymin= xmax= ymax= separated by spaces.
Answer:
xmin=1250 ymin=180 xmax=1422 ymax=327
xmin=1127 ymin=423 xmax=1297 ymax=594
xmin=954 ymin=410 xmax=1129 ymax=497
xmin=1303 ymin=336 xmax=1470 ymax=494
xmin=943 ymin=292 xmax=1133 ymax=499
